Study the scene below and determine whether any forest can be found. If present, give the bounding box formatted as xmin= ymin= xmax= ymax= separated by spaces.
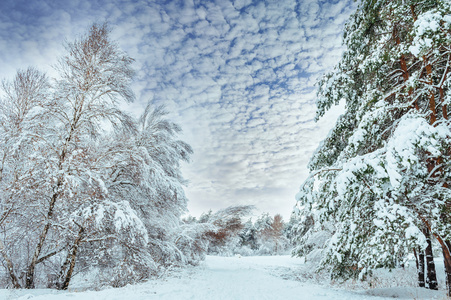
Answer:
xmin=1 ymin=0 xmax=451 ymax=298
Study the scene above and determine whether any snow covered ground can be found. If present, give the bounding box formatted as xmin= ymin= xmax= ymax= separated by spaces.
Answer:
xmin=0 ymin=255 xmax=447 ymax=300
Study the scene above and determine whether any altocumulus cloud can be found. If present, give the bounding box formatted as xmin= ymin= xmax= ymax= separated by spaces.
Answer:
xmin=0 ymin=0 xmax=356 ymax=218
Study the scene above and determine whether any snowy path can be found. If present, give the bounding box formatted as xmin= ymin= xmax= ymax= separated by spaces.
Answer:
xmin=0 ymin=256 xmax=445 ymax=300
xmin=142 ymin=256 xmax=365 ymax=300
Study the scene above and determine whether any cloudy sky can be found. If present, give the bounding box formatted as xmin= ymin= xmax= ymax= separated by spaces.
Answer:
xmin=0 ymin=0 xmax=356 ymax=219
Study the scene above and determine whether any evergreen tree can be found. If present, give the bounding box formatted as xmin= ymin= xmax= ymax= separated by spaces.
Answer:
xmin=239 ymin=219 xmax=258 ymax=251
xmin=295 ymin=0 xmax=451 ymax=294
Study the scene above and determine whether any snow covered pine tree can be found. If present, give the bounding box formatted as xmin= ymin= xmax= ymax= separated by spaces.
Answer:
xmin=295 ymin=0 xmax=451 ymax=295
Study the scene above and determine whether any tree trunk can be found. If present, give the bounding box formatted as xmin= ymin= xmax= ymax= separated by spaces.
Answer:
xmin=418 ymin=247 xmax=425 ymax=288
xmin=422 ymin=55 xmax=437 ymax=125
xmin=423 ymin=228 xmax=438 ymax=290
xmin=414 ymin=248 xmax=419 ymax=270
xmin=59 ymin=226 xmax=84 ymax=290
xmin=440 ymin=87 xmax=448 ymax=120
xmin=443 ymin=241 xmax=451 ymax=297
xmin=407 ymin=199 xmax=451 ymax=294
xmin=25 ymin=139 xmax=71 ymax=289
xmin=394 ymin=35 xmax=418 ymax=110
xmin=25 ymin=179 xmax=62 ymax=288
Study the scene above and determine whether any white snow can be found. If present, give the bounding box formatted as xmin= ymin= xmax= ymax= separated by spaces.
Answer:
xmin=409 ymin=9 xmax=451 ymax=57
xmin=0 ymin=256 xmax=446 ymax=300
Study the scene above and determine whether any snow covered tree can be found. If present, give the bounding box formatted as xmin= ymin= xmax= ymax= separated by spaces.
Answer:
xmin=239 ymin=219 xmax=259 ymax=251
xmin=0 ymin=67 xmax=50 ymax=288
xmin=20 ymin=22 xmax=136 ymax=289
xmin=283 ymin=213 xmax=300 ymax=244
xmin=264 ymin=214 xmax=289 ymax=255
xmin=252 ymin=213 xmax=289 ymax=255
xmin=291 ymin=202 xmax=333 ymax=263
xmin=175 ymin=220 xmax=215 ymax=265
xmin=0 ymin=23 xmax=194 ymax=289
xmin=196 ymin=205 xmax=254 ymax=255
xmin=295 ymin=0 xmax=451 ymax=294
xmin=128 ymin=103 xmax=193 ymax=269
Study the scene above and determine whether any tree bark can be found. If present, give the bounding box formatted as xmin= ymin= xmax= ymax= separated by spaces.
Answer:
xmin=423 ymin=228 xmax=438 ymax=290
xmin=443 ymin=241 xmax=451 ymax=297
xmin=418 ymin=247 xmax=425 ymax=288
xmin=414 ymin=248 xmax=419 ymax=270
xmin=440 ymin=87 xmax=448 ymax=120
xmin=58 ymin=226 xmax=84 ymax=290
xmin=424 ymin=58 xmax=437 ymax=125
xmin=394 ymin=34 xmax=418 ymax=110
